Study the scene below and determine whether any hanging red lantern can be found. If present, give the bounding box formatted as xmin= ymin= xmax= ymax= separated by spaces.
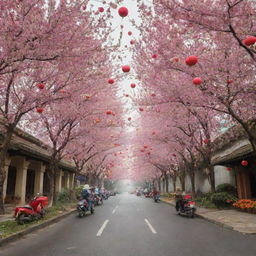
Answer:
xmin=174 ymin=57 xmax=179 ymax=62
xmin=185 ymin=56 xmax=198 ymax=66
xmin=98 ymin=7 xmax=104 ymax=12
xmin=203 ymin=139 xmax=210 ymax=144
xmin=130 ymin=40 xmax=135 ymax=45
xmin=128 ymin=117 xmax=131 ymax=121
xmin=122 ymin=65 xmax=130 ymax=72
xmin=140 ymin=149 xmax=145 ymax=153
xmin=128 ymin=31 xmax=132 ymax=36
xmin=125 ymin=94 xmax=129 ymax=97
xmin=172 ymin=153 xmax=176 ymax=157
xmin=130 ymin=83 xmax=136 ymax=88
xmin=243 ymin=36 xmax=256 ymax=46
xmin=193 ymin=77 xmax=202 ymax=85
xmin=37 ymin=83 xmax=45 ymax=90
xmin=95 ymin=118 xmax=101 ymax=124
xmin=151 ymin=93 xmax=156 ymax=97
xmin=139 ymin=108 xmax=144 ymax=112
xmin=144 ymin=146 xmax=148 ymax=149
xmin=106 ymin=110 xmax=112 ymax=115
xmin=152 ymin=54 xmax=157 ymax=59
xmin=118 ymin=7 xmax=128 ymax=17
xmin=227 ymin=79 xmax=233 ymax=84
xmin=152 ymin=131 xmax=156 ymax=135
xmin=59 ymin=89 xmax=66 ymax=93
xmin=226 ymin=167 xmax=232 ymax=171
xmin=241 ymin=160 xmax=248 ymax=166
xmin=108 ymin=79 xmax=115 ymax=84
xmin=36 ymin=107 xmax=44 ymax=113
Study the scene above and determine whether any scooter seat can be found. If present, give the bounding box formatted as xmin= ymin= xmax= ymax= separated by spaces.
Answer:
xmin=23 ymin=205 xmax=33 ymax=210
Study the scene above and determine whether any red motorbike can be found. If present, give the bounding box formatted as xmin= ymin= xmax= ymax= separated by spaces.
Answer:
xmin=14 ymin=196 xmax=48 ymax=225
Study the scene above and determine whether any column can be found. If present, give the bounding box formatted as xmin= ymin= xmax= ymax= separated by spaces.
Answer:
xmin=34 ymin=163 xmax=46 ymax=195
xmin=70 ymin=173 xmax=75 ymax=189
xmin=15 ymin=157 xmax=30 ymax=205
xmin=55 ymin=171 xmax=63 ymax=193
xmin=3 ymin=156 xmax=11 ymax=201
xmin=65 ymin=173 xmax=70 ymax=189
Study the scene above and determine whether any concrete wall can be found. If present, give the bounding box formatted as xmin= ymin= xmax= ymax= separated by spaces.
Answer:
xmin=160 ymin=165 xmax=236 ymax=194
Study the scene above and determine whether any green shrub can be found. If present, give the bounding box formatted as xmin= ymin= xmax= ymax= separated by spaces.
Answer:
xmin=57 ymin=189 xmax=71 ymax=203
xmin=75 ymin=186 xmax=84 ymax=199
xmin=211 ymin=192 xmax=237 ymax=208
xmin=216 ymin=183 xmax=237 ymax=195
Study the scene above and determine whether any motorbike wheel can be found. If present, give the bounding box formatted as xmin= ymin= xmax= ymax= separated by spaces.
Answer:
xmin=17 ymin=213 xmax=28 ymax=225
xmin=77 ymin=210 xmax=84 ymax=217
xmin=189 ymin=209 xmax=195 ymax=218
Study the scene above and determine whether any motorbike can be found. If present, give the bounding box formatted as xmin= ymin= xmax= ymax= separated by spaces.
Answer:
xmin=153 ymin=194 xmax=160 ymax=202
xmin=94 ymin=194 xmax=103 ymax=206
xmin=176 ymin=195 xmax=196 ymax=218
xmin=77 ymin=199 xmax=94 ymax=217
xmin=14 ymin=196 xmax=48 ymax=225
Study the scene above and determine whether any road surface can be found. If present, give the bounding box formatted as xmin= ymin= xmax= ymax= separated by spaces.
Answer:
xmin=1 ymin=193 xmax=256 ymax=256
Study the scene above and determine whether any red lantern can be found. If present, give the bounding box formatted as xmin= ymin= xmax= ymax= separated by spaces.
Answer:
xmin=174 ymin=57 xmax=179 ymax=62
xmin=118 ymin=7 xmax=128 ymax=17
xmin=172 ymin=153 xmax=176 ymax=157
xmin=185 ymin=56 xmax=198 ymax=66
xmin=95 ymin=118 xmax=101 ymax=124
xmin=140 ymin=149 xmax=145 ymax=153
xmin=203 ymin=139 xmax=210 ymax=144
xmin=128 ymin=31 xmax=132 ymax=36
xmin=128 ymin=117 xmax=131 ymax=121
xmin=151 ymin=93 xmax=156 ymax=97
xmin=36 ymin=107 xmax=44 ymax=113
xmin=193 ymin=77 xmax=202 ymax=85
xmin=122 ymin=65 xmax=130 ymax=72
xmin=241 ymin=160 xmax=248 ymax=166
xmin=243 ymin=36 xmax=256 ymax=46
xmin=130 ymin=40 xmax=135 ymax=45
xmin=227 ymin=79 xmax=233 ymax=84
xmin=139 ymin=108 xmax=144 ymax=112
xmin=226 ymin=167 xmax=232 ymax=171
xmin=108 ymin=79 xmax=114 ymax=84
xmin=98 ymin=7 xmax=104 ymax=12
xmin=130 ymin=83 xmax=136 ymax=88
xmin=152 ymin=131 xmax=156 ymax=135
xmin=106 ymin=110 xmax=112 ymax=115
xmin=125 ymin=94 xmax=129 ymax=97
xmin=144 ymin=146 xmax=148 ymax=149
xmin=37 ymin=83 xmax=45 ymax=90
xmin=152 ymin=54 xmax=157 ymax=59
xmin=59 ymin=89 xmax=66 ymax=93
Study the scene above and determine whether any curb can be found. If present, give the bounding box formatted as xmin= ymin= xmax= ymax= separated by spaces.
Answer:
xmin=0 ymin=209 xmax=76 ymax=247
xmin=160 ymin=199 xmax=237 ymax=232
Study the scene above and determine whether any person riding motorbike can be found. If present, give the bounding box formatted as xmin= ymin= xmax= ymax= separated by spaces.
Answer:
xmin=81 ymin=184 xmax=93 ymax=210
xmin=175 ymin=188 xmax=185 ymax=211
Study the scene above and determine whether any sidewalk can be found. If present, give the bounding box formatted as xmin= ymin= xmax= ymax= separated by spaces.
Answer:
xmin=161 ymin=197 xmax=256 ymax=234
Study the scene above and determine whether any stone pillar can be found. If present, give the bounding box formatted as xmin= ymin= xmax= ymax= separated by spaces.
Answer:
xmin=65 ymin=173 xmax=70 ymax=189
xmin=55 ymin=171 xmax=63 ymax=193
xmin=3 ymin=156 xmax=11 ymax=201
xmin=15 ymin=157 xmax=30 ymax=205
xmin=34 ymin=163 xmax=46 ymax=195
xmin=70 ymin=173 xmax=75 ymax=189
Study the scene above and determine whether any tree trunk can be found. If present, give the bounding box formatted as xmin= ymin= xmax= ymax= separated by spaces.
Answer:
xmin=189 ymin=172 xmax=196 ymax=198
xmin=0 ymin=126 xmax=15 ymax=214
xmin=157 ymin=178 xmax=161 ymax=192
xmin=179 ymin=175 xmax=185 ymax=192
xmin=165 ymin=174 xmax=169 ymax=193
xmin=208 ymin=166 xmax=215 ymax=193
xmin=172 ymin=176 xmax=177 ymax=192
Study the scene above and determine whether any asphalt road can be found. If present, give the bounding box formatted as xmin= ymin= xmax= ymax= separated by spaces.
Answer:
xmin=1 ymin=193 xmax=256 ymax=256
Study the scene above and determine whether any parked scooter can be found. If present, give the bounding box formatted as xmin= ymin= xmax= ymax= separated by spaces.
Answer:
xmin=14 ymin=196 xmax=48 ymax=225
xmin=77 ymin=199 xmax=94 ymax=217
xmin=176 ymin=194 xmax=196 ymax=218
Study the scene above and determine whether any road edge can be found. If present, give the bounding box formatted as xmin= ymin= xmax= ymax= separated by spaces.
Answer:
xmin=160 ymin=199 xmax=256 ymax=235
xmin=0 ymin=209 xmax=76 ymax=247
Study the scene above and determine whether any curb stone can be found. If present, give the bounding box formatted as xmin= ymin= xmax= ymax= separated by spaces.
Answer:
xmin=160 ymin=199 xmax=254 ymax=234
xmin=0 ymin=209 xmax=76 ymax=247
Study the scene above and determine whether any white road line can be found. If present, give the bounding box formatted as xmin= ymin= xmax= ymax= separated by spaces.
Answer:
xmin=145 ymin=219 xmax=157 ymax=234
xmin=96 ymin=220 xmax=109 ymax=237
xmin=112 ymin=206 xmax=118 ymax=214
